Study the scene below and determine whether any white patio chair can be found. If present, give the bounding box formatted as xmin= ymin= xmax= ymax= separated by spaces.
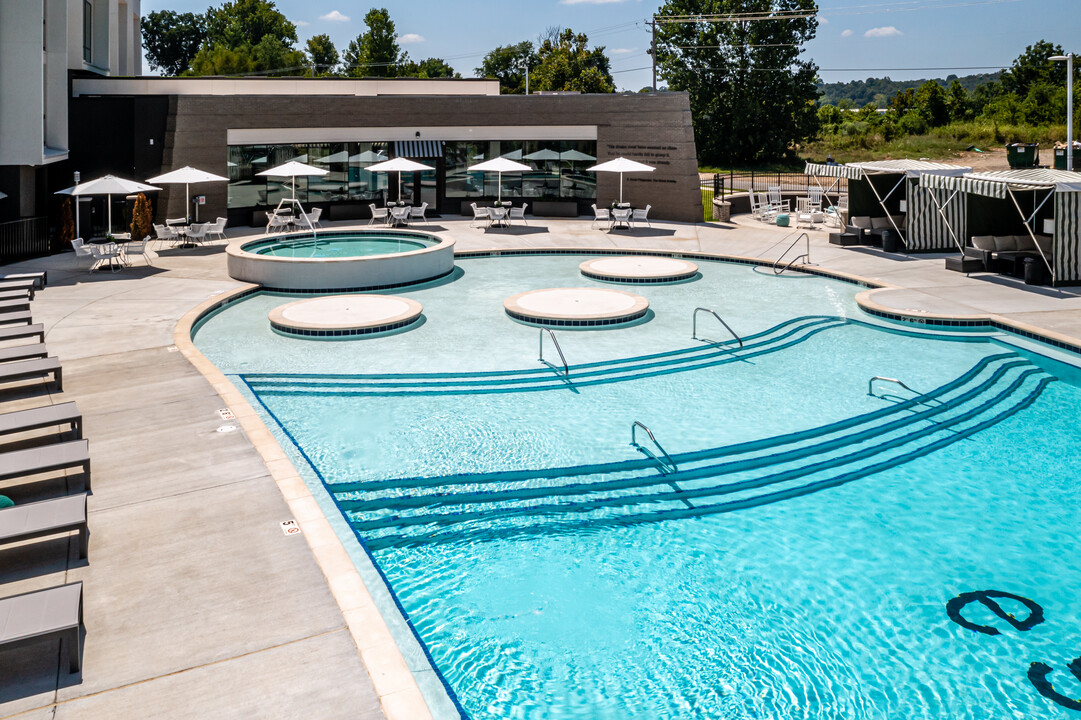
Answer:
xmin=631 ymin=204 xmax=651 ymax=228
xmin=610 ymin=207 xmax=632 ymax=231
xmin=508 ymin=203 xmax=528 ymax=225
xmin=410 ymin=202 xmax=429 ymax=226
xmin=265 ymin=211 xmax=292 ymax=235
xmin=87 ymin=243 xmax=120 ymax=273
xmin=767 ymin=186 xmax=790 ymax=214
xmin=369 ymin=204 xmax=389 ymax=226
xmin=807 ymin=186 xmax=823 ymax=212
xmin=297 ymin=207 xmax=322 ymax=229
xmin=153 ymin=223 xmax=178 ymax=249
xmin=122 ymin=237 xmax=152 ymax=266
xmin=390 ymin=206 xmax=411 ymax=227
xmin=186 ymin=222 xmax=211 ymax=245
xmin=470 ymin=202 xmax=489 ymax=228
xmin=795 ymin=197 xmax=814 ymax=229
xmin=207 ymin=217 xmax=228 ymax=242
xmin=753 ymin=192 xmax=775 ymax=221
xmin=591 ymin=204 xmax=611 ymax=229
xmin=71 ymin=238 xmax=95 ymax=270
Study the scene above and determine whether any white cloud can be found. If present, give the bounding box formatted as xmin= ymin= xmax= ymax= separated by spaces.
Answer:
xmin=318 ymin=10 xmax=349 ymax=22
xmin=864 ymin=26 xmax=902 ymax=38
xmin=560 ymin=0 xmax=628 ymax=5
xmin=817 ymin=15 xmax=828 ymax=24
xmin=610 ymin=48 xmax=635 ymax=55
xmin=397 ymin=33 xmax=425 ymax=44
xmin=295 ymin=20 xmax=309 ymax=26
xmin=841 ymin=29 xmax=853 ymax=38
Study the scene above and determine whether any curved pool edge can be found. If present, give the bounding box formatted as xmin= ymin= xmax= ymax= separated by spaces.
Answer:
xmin=174 ymin=285 xmax=445 ymax=720
xmin=227 ymin=229 xmax=456 ymax=292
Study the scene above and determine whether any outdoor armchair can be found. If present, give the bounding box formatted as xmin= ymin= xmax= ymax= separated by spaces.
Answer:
xmin=185 ymin=223 xmax=212 ymax=245
xmin=122 ymin=238 xmax=151 ymax=266
xmin=207 ymin=217 xmax=228 ymax=241
xmin=265 ymin=212 xmax=292 ymax=234
xmin=508 ymin=203 xmax=528 ymax=225
xmin=410 ymin=202 xmax=430 ymax=226
xmin=369 ymin=204 xmax=390 ymax=226
xmin=591 ymin=204 xmax=611 ymax=229
xmin=631 ymin=204 xmax=651 ymax=228
xmin=87 ymin=243 xmax=120 ymax=273
xmin=470 ymin=203 xmax=490 ymax=228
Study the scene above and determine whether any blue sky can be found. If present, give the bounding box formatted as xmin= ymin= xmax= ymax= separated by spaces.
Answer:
xmin=142 ymin=0 xmax=1079 ymax=89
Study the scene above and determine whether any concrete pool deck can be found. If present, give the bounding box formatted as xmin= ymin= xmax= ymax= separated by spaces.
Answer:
xmin=2 ymin=212 xmax=1081 ymax=719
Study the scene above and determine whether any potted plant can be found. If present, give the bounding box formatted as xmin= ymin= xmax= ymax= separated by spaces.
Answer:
xmin=131 ymin=193 xmax=153 ymax=241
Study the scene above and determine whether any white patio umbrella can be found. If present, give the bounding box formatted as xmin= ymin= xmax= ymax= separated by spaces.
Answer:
xmin=256 ymin=160 xmax=328 ymax=201
xmin=350 ymin=150 xmax=388 ymax=163
xmin=467 ymin=157 xmax=532 ymax=203
xmin=365 ymin=157 xmax=433 ymax=202
xmin=500 ymin=149 xmax=524 ymax=160
xmin=314 ymin=150 xmax=350 ymax=164
xmin=147 ymin=166 xmax=229 ymax=223
xmin=587 ymin=157 xmax=655 ymax=204
xmin=560 ymin=149 xmax=596 ymax=162
xmin=67 ymin=175 xmax=161 ymax=235
xmin=0 ymin=191 xmax=7 ymax=200
xmin=524 ymin=149 xmax=561 ymax=162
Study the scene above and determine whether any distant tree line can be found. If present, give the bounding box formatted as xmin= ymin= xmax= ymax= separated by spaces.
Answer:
xmin=817 ymin=41 xmax=1078 ymax=142
xmin=141 ymin=1 xmax=615 ymax=92
xmin=818 ymin=73 xmax=1001 ymax=109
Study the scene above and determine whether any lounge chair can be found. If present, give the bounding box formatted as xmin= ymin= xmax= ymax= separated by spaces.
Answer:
xmin=368 ymin=204 xmax=389 ymax=226
xmin=410 ymin=202 xmax=429 ymax=226
xmin=0 ymin=279 xmax=37 ymax=299
xmin=470 ymin=202 xmax=489 ymax=228
xmin=0 ymin=311 xmax=31 ymax=327
xmin=0 ymin=582 xmax=83 ymax=673
xmin=0 ymin=493 xmax=88 ymax=559
xmin=508 ymin=203 xmax=528 ymax=225
xmin=591 ymin=204 xmax=611 ymax=229
xmin=0 ymin=324 xmax=44 ymax=344
xmin=632 ymin=204 xmax=651 ymax=228
xmin=0 ymin=439 xmax=90 ymax=491
xmin=0 ymin=298 xmax=31 ymax=315
xmin=0 ymin=343 xmax=48 ymax=364
xmin=0 ymin=357 xmax=63 ymax=391
xmin=0 ymin=272 xmax=46 ymax=290
xmin=0 ymin=401 xmax=81 ymax=440
xmin=0 ymin=289 xmax=31 ymax=303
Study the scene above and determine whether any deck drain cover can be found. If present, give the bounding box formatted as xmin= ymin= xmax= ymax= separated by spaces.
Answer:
xmin=216 ymin=424 xmax=238 ymax=433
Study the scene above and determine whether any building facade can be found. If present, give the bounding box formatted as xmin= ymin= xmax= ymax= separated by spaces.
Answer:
xmin=0 ymin=0 xmax=141 ymax=223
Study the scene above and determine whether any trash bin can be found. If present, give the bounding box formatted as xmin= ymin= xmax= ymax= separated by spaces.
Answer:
xmin=1007 ymin=142 xmax=1039 ymax=168
xmin=881 ymin=229 xmax=899 ymax=253
xmin=1024 ymin=257 xmax=1043 ymax=285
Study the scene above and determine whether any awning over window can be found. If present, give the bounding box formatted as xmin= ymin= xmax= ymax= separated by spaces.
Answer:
xmin=394 ymin=140 xmax=444 ymax=158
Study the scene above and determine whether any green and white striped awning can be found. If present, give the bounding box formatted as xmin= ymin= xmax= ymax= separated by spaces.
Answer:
xmin=804 ymin=162 xmax=861 ymax=179
xmin=846 ymin=159 xmax=970 ymax=178
xmin=921 ymin=169 xmax=1081 ymax=198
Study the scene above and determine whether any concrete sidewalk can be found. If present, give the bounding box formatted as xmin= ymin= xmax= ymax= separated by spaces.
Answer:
xmin=1 ymin=214 xmax=1079 ymax=719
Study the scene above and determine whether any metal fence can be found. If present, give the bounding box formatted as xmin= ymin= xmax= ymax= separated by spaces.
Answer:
xmin=703 ymin=171 xmax=849 ymax=197
xmin=0 ymin=217 xmax=53 ymax=264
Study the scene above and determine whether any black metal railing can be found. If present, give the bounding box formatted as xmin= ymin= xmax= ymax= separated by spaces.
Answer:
xmin=0 ymin=217 xmax=53 ymax=264
xmin=704 ymin=171 xmax=848 ymax=197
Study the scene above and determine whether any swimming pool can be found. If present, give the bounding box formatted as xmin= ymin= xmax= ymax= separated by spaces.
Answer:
xmin=193 ymin=254 xmax=1081 ymax=719
xmin=242 ymin=232 xmax=436 ymax=258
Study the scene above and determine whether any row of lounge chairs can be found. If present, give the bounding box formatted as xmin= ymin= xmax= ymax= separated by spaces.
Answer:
xmin=0 ymin=271 xmax=89 ymax=675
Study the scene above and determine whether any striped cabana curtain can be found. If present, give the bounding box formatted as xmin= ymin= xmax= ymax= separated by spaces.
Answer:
xmin=907 ymin=177 xmax=967 ymax=251
xmin=1054 ymin=189 xmax=1081 ymax=284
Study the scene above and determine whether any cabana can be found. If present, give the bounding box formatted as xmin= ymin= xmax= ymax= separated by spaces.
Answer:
xmin=920 ymin=169 xmax=1081 ymax=286
xmin=805 ymin=160 xmax=971 ymax=251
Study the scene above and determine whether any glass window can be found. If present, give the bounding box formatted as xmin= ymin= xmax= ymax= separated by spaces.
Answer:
xmin=349 ymin=142 xmax=388 ymax=203
xmin=445 ymin=141 xmax=487 ymax=199
xmin=83 ymin=1 xmax=92 ymax=63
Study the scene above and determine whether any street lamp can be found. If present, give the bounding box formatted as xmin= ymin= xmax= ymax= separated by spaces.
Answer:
xmin=1051 ymin=53 xmax=1074 ymax=171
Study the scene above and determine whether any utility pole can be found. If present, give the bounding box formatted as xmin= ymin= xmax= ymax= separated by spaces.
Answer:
xmin=650 ymin=18 xmax=657 ymax=92
xmin=1052 ymin=53 xmax=1074 ymax=171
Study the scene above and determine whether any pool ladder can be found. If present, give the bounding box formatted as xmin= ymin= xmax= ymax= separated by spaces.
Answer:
xmin=868 ymin=376 xmax=946 ymax=407
xmin=539 ymin=328 xmax=569 ymax=376
xmin=772 ymin=232 xmax=811 ymax=275
xmin=692 ymin=307 xmax=743 ymax=348
xmin=631 ymin=421 xmax=677 ymax=475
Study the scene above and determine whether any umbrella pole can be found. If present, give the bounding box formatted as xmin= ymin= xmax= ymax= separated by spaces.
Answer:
xmin=107 ymin=193 xmax=112 ymax=236
xmin=620 ymin=173 xmax=624 ymax=204
xmin=186 ymin=183 xmax=192 ymax=223
xmin=498 ymin=171 xmax=502 ymax=203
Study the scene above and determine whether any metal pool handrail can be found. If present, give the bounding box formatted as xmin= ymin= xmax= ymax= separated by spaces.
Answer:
xmin=631 ymin=421 xmax=677 ymax=475
xmin=868 ymin=376 xmax=945 ymax=407
xmin=772 ymin=231 xmax=810 ymax=275
xmin=539 ymin=328 xmax=568 ymax=376
xmin=692 ymin=307 xmax=743 ymax=348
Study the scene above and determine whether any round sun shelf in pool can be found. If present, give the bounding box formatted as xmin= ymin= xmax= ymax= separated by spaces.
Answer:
xmin=268 ymin=294 xmax=423 ymax=337
xmin=579 ymin=256 xmax=699 ymax=283
xmin=227 ymin=230 xmax=455 ymax=292
xmin=504 ymin=287 xmax=650 ymax=327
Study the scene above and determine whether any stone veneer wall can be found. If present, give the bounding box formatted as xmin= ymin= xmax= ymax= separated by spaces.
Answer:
xmin=158 ymin=92 xmax=702 ymax=224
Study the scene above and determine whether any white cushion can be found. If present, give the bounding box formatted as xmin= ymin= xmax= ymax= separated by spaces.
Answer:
xmin=971 ymin=235 xmax=995 ymax=251
xmin=851 ymin=216 xmax=872 ymax=229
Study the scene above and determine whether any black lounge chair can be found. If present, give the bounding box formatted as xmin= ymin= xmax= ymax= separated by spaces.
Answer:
xmin=0 ymin=492 xmax=88 ymax=559
xmin=0 ymin=402 xmax=81 ymax=440
xmin=0 ymin=272 xmax=46 ymax=289
xmin=0 ymin=298 xmax=30 ymax=315
xmin=0 ymin=311 xmax=32 ymax=327
xmin=0 ymin=439 xmax=90 ymax=491
xmin=0 ymin=289 xmax=31 ymax=302
xmin=0 ymin=343 xmax=49 ymax=364
xmin=0 ymin=582 xmax=83 ymax=673
xmin=0 ymin=357 xmax=63 ymax=391
xmin=0 ymin=324 xmax=45 ymax=344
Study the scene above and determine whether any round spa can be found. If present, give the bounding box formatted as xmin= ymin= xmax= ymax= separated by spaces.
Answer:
xmin=226 ymin=229 xmax=455 ymax=291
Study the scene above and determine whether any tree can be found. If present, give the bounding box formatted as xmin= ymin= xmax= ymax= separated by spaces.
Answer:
xmin=913 ymin=80 xmax=949 ymax=127
xmin=58 ymin=198 xmax=75 ymax=245
xmin=142 ymin=10 xmax=206 ymax=76
xmin=531 ymin=29 xmax=614 ymax=94
xmin=476 ymin=41 xmax=536 ymax=94
xmin=305 ymin=34 xmax=340 ymax=76
xmin=343 ymin=8 xmax=405 ymax=77
xmin=1001 ymin=40 xmax=1066 ymax=97
xmin=401 ymin=58 xmax=460 ymax=79
xmin=203 ymin=0 xmax=297 ymax=49
xmin=130 ymin=194 xmax=153 ymax=242
xmin=656 ymin=0 xmax=820 ymax=165
xmin=946 ymin=79 xmax=969 ymax=122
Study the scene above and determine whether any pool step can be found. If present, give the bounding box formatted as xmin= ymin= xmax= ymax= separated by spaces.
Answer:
xmin=242 ymin=316 xmax=846 ymax=397
xmin=337 ymin=357 xmax=1053 ymax=549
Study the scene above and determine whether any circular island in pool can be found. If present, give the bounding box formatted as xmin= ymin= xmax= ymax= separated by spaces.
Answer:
xmin=503 ymin=287 xmax=650 ymax=327
xmin=268 ymin=294 xmax=423 ymax=337
xmin=227 ymin=229 xmax=455 ymax=292
xmin=580 ymin=256 xmax=699 ymax=283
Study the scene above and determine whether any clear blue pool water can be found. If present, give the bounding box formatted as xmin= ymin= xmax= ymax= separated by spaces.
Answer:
xmin=243 ymin=231 xmax=435 ymax=258
xmin=193 ymin=255 xmax=1081 ymax=719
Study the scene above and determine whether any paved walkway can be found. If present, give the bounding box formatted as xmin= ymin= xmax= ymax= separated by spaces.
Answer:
xmin=2 ymin=212 xmax=1080 ymax=719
